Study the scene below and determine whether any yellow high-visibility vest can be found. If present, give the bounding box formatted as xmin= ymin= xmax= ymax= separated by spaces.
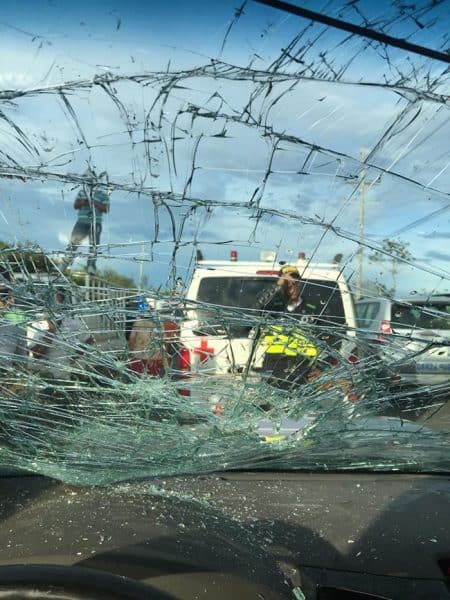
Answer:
xmin=262 ymin=325 xmax=318 ymax=358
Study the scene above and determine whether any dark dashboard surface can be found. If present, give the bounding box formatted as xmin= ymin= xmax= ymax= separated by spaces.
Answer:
xmin=0 ymin=471 xmax=449 ymax=599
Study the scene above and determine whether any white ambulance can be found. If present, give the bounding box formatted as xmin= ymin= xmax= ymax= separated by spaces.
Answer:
xmin=173 ymin=251 xmax=359 ymax=406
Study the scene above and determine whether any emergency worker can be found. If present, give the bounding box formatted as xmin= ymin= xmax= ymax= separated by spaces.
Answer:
xmin=255 ymin=265 xmax=321 ymax=389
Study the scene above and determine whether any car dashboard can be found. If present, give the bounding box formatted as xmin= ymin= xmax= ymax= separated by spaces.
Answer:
xmin=0 ymin=471 xmax=448 ymax=599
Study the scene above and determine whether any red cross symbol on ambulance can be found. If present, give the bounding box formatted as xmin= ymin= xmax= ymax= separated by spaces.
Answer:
xmin=193 ymin=339 xmax=215 ymax=364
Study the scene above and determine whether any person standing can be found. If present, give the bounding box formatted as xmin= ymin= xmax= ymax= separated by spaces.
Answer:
xmin=127 ymin=299 xmax=180 ymax=377
xmin=62 ymin=170 xmax=111 ymax=275
xmin=127 ymin=303 xmax=163 ymax=376
xmin=255 ymin=265 xmax=320 ymax=389
xmin=0 ymin=286 xmax=27 ymax=373
xmin=28 ymin=289 xmax=93 ymax=381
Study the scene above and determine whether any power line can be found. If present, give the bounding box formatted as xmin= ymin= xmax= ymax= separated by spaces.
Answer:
xmin=253 ymin=0 xmax=450 ymax=64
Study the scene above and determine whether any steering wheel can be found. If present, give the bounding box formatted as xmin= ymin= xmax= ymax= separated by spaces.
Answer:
xmin=0 ymin=564 xmax=176 ymax=599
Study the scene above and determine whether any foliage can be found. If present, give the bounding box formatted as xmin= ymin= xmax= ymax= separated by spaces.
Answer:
xmin=369 ymin=239 xmax=413 ymax=263
xmin=67 ymin=268 xmax=136 ymax=289
xmin=0 ymin=240 xmax=136 ymax=289
xmin=0 ymin=241 xmax=57 ymax=275
xmin=369 ymin=239 xmax=413 ymax=297
xmin=97 ymin=269 xmax=136 ymax=289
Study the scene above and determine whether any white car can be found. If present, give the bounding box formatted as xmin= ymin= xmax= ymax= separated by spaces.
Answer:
xmin=356 ymin=295 xmax=450 ymax=388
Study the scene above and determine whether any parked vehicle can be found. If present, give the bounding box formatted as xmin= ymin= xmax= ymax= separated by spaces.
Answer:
xmin=172 ymin=252 xmax=359 ymax=406
xmin=355 ymin=295 xmax=450 ymax=389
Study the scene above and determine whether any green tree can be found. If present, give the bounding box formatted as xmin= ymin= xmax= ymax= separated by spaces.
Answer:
xmin=0 ymin=240 xmax=137 ymax=289
xmin=69 ymin=268 xmax=136 ymax=289
xmin=369 ymin=238 xmax=413 ymax=297
xmin=0 ymin=241 xmax=57 ymax=274
xmin=99 ymin=269 xmax=136 ymax=289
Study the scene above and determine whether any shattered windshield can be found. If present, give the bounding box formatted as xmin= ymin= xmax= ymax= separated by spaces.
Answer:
xmin=0 ymin=0 xmax=449 ymax=485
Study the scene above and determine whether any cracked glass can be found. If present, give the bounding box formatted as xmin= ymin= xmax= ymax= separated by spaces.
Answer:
xmin=0 ymin=0 xmax=449 ymax=486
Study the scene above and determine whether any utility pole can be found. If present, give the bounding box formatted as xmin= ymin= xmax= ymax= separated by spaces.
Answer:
xmin=345 ymin=150 xmax=381 ymax=299
xmin=138 ymin=243 xmax=145 ymax=291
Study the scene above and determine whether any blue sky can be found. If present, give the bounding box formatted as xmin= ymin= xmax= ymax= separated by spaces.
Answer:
xmin=0 ymin=0 xmax=449 ymax=294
